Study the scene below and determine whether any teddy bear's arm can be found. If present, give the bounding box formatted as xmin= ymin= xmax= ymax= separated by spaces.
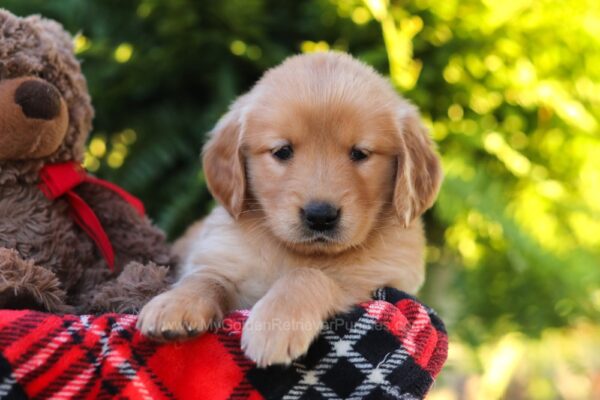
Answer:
xmin=82 ymin=261 xmax=171 ymax=314
xmin=0 ymin=247 xmax=71 ymax=313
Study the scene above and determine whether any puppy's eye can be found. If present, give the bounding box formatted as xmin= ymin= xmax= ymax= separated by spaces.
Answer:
xmin=272 ymin=145 xmax=293 ymax=161
xmin=350 ymin=147 xmax=369 ymax=162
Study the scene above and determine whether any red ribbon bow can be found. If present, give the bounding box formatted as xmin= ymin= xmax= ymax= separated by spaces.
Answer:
xmin=38 ymin=162 xmax=145 ymax=270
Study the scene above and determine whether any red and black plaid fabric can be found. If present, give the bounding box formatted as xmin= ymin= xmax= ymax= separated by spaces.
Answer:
xmin=0 ymin=288 xmax=447 ymax=399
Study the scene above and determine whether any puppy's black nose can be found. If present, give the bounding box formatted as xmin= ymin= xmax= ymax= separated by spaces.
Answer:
xmin=301 ymin=201 xmax=340 ymax=232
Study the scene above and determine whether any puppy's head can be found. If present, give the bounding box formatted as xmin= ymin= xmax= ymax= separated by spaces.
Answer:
xmin=203 ymin=52 xmax=442 ymax=254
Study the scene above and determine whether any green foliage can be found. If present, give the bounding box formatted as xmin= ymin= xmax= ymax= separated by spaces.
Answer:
xmin=3 ymin=0 xmax=599 ymax=346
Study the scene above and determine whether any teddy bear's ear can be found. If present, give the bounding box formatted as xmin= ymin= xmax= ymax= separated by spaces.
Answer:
xmin=202 ymin=96 xmax=250 ymax=219
xmin=25 ymin=14 xmax=74 ymax=52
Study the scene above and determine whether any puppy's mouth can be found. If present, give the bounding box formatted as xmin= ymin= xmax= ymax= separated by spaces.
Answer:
xmin=268 ymin=217 xmax=350 ymax=254
xmin=298 ymin=232 xmax=339 ymax=245
xmin=306 ymin=236 xmax=331 ymax=244
xmin=274 ymin=226 xmax=353 ymax=255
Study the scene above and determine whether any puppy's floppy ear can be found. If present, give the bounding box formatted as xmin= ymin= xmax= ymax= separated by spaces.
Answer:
xmin=202 ymin=96 xmax=248 ymax=219
xmin=394 ymin=105 xmax=443 ymax=227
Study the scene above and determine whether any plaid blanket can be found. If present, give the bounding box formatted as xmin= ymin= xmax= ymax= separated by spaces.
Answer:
xmin=0 ymin=288 xmax=447 ymax=399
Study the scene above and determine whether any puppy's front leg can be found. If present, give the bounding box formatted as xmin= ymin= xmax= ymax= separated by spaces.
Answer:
xmin=241 ymin=268 xmax=349 ymax=367
xmin=137 ymin=269 xmax=234 ymax=341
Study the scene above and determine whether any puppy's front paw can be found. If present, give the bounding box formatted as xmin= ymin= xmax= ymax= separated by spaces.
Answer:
xmin=241 ymin=300 xmax=324 ymax=368
xmin=137 ymin=290 xmax=218 ymax=341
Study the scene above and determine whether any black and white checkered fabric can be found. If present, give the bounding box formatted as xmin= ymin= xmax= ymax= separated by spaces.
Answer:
xmin=246 ymin=289 xmax=447 ymax=399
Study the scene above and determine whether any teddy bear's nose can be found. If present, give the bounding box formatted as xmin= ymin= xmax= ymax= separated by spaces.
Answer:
xmin=14 ymin=79 xmax=62 ymax=120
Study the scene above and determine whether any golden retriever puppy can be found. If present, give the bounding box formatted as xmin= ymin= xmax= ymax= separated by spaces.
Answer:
xmin=137 ymin=52 xmax=442 ymax=367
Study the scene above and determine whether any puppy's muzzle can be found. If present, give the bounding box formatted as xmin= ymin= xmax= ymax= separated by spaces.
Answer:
xmin=301 ymin=201 xmax=340 ymax=232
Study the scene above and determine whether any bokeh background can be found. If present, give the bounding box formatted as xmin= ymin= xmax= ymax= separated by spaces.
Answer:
xmin=3 ymin=0 xmax=599 ymax=398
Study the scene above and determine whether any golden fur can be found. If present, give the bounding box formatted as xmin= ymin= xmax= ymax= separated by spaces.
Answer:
xmin=138 ymin=52 xmax=442 ymax=367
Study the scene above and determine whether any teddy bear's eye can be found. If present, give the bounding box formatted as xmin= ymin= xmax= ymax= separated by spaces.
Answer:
xmin=272 ymin=145 xmax=293 ymax=161
xmin=350 ymin=147 xmax=369 ymax=162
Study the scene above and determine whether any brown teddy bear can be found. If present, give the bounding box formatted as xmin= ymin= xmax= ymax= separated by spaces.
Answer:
xmin=0 ymin=10 xmax=174 ymax=314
